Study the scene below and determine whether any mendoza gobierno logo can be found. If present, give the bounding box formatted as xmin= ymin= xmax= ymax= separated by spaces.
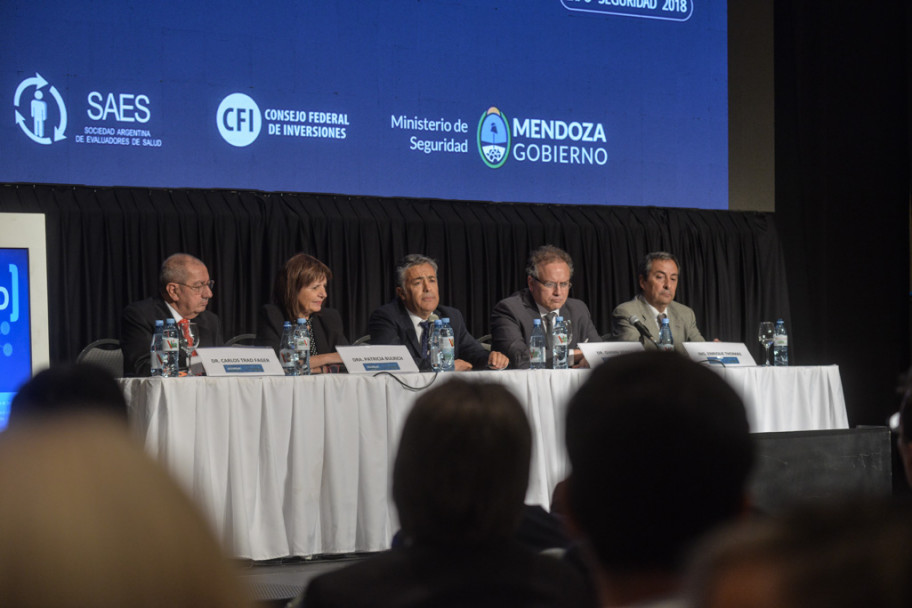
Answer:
xmin=477 ymin=107 xmax=510 ymax=169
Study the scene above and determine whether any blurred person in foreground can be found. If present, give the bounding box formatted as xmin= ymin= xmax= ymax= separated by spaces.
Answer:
xmin=563 ymin=351 xmax=753 ymax=608
xmin=299 ymin=378 xmax=593 ymax=608
xmin=255 ymin=253 xmax=349 ymax=373
xmin=891 ymin=366 xmax=912 ymax=490
xmin=688 ymin=498 xmax=912 ymax=608
xmin=9 ymin=362 xmax=128 ymax=427
xmin=0 ymin=413 xmax=252 ymax=608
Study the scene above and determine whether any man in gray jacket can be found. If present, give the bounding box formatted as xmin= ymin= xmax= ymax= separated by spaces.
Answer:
xmin=610 ymin=251 xmax=706 ymax=353
xmin=491 ymin=245 xmax=601 ymax=369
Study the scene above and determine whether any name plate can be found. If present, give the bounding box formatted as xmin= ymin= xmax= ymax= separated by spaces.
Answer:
xmin=336 ymin=345 xmax=420 ymax=374
xmin=683 ymin=342 xmax=757 ymax=367
xmin=577 ymin=341 xmax=645 ymax=367
xmin=194 ymin=346 xmax=285 ymax=377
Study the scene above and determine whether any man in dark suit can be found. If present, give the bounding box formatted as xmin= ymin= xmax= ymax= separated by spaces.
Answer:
xmin=609 ymin=251 xmax=707 ymax=353
xmin=299 ymin=379 xmax=594 ymax=608
xmin=368 ymin=254 xmax=508 ymax=371
xmin=491 ymin=245 xmax=601 ymax=369
xmin=120 ymin=253 xmax=223 ymax=377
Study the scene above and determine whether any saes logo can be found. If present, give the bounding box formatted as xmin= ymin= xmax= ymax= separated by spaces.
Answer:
xmin=477 ymin=107 xmax=510 ymax=168
xmin=14 ymin=72 xmax=67 ymax=145
xmin=217 ymin=93 xmax=261 ymax=147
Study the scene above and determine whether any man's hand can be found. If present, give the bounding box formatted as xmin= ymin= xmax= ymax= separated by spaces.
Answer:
xmin=571 ymin=350 xmax=590 ymax=369
xmin=454 ymin=359 xmax=474 ymax=372
xmin=487 ymin=351 xmax=509 ymax=370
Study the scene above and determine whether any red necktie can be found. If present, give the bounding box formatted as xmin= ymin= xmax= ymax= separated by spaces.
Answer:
xmin=178 ymin=319 xmax=193 ymax=352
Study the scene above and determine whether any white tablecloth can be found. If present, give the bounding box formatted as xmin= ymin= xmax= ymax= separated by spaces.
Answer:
xmin=121 ymin=366 xmax=848 ymax=560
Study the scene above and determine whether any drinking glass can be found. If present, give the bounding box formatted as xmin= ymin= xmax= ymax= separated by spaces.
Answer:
xmin=180 ymin=322 xmax=200 ymax=373
xmin=758 ymin=321 xmax=774 ymax=366
xmin=562 ymin=319 xmax=574 ymax=366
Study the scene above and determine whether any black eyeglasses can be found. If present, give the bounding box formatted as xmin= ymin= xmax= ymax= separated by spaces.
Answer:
xmin=176 ymin=280 xmax=215 ymax=293
xmin=531 ymin=275 xmax=572 ymax=291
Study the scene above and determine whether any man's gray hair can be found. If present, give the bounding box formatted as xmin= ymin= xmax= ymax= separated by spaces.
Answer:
xmin=395 ymin=254 xmax=438 ymax=289
xmin=525 ymin=245 xmax=574 ymax=280
xmin=638 ymin=251 xmax=680 ymax=281
xmin=159 ymin=253 xmax=204 ymax=293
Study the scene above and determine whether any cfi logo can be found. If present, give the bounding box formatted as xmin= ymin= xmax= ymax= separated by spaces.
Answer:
xmin=477 ymin=107 xmax=510 ymax=168
xmin=14 ymin=72 xmax=67 ymax=145
xmin=217 ymin=92 xmax=261 ymax=147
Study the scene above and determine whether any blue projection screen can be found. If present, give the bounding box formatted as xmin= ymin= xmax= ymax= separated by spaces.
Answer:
xmin=0 ymin=249 xmax=30 ymax=430
xmin=1 ymin=0 xmax=727 ymax=208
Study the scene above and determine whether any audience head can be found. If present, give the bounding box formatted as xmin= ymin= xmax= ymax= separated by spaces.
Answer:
xmin=273 ymin=253 xmax=333 ymax=320
xmin=689 ymin=499 xmax=912 ymax=608
xmin=395 ymin=253 xmax=440 ymax=320
xmin=564 ymin=351 xmax=753 ymax=575
xmin=525 ymin=244 xmax=574 ymax=311
xmin=0 ymin=414 xmax=252 ymax=607
xmin=159 ymin=253 xmax=214 ymax=319
xmin=638 ymin=251 xmax=680 ymax=312
xmin=393 ymin=378 xmax=532 ymax=547
xmin=9 ymin=363 xmax=128 ymax=427
xmin=894 ymin=368 xmax=912 ymax=488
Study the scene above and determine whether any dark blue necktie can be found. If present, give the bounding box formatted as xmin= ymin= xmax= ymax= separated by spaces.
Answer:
xmin=419 ymin=320 xmax=431 ymax=359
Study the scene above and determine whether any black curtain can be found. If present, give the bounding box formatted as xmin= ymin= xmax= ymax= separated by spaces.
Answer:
xmin=774 ymin=0 xmax=911 ymax=427
xmin=0 ymin=183 xmax=788 ymax=376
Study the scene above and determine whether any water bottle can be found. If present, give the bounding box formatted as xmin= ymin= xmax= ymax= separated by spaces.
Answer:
xmin=279 ymin=321 xmax=299 ymax=376
xmin=429 ymin=319 xmax=443 ymax=372
xmin=773 ymin=319 xmax=789 ymax=366
xmin=161 ymin=318 xmax=180 ymax=377
xmin=150 ymin=320 xmax=165 ymax=377
xmin=551 ymin=316 xmax=569 ymax=369
xmin=295 ymin=318 xmax=312 ymax=375
xmin=530 ymin=318 xmax=546 ymax=369
xmin=439 ymin=318 xmax=455 ymax=372
xmin=658 ymin=317 xmax=674 ymax=352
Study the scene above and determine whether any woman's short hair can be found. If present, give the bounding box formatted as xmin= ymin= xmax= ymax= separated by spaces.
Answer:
xmin=273 ymin=253 xmax=333 ymax=319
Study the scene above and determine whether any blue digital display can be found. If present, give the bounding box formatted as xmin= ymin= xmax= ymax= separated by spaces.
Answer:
xmin=0 ymin=0 xmax=727 ymax=208
xmin=0 ymin=249 xmax=31 ymax=430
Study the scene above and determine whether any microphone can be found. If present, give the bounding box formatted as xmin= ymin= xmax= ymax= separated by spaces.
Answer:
xmin=629 ymin=315 xmax=658 ymax=346
xmin=428 ymin=313 xmax=439 ymax=323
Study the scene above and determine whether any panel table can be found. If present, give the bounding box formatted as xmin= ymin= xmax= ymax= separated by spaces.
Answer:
xmin=121 ymin=366 xmax=848 ymax=559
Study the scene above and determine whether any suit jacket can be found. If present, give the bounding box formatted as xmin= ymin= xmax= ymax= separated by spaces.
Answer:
xmin=300 ymin=541 xmax=596 ymax=608
xmin=610 ymin=294 xmax=705 ymax=354
xmin=367 ymin=299 xmax=490 ymax=370
xmin=490 ymin=289 xmax=602 ymax=369
xmin=120 ymin=296 xmax=223 ymax=377
xmin=253 ymin=303 xmax=349 ymax=355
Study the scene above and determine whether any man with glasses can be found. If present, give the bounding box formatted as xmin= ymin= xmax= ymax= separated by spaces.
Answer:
xmin=610 ymin=251 xmax=705 ymax=353
xmin=491 ymin=245 xmax=601 ymax=369
xmin=120 ymin=253 xmax=223 ymax=376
